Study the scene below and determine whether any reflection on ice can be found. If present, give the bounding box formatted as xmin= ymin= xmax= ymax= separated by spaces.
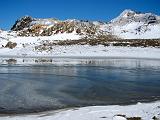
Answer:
xmin=0 ymin=58 xmax=160 ymax=114
xmin=0 ymin=57 xmax=160 ymax=68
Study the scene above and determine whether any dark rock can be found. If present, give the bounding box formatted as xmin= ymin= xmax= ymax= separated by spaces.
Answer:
xmin=11 ymin=16 xmax=33 ymax=31
xmin=152 ymin=116 xmax=160 ymax=120
xmin=127 ymin=117 xmax=141 ymax=120
xmin=76 ymin=28 xmax=81 ymax=34
xmin=100 ymin=116 xmax=107 ymax=118
xmin=5 ymin=41 xmax=17 ymax=49
xmin=6 ymin=59 xmax=17 ymax=64
xmin=116 ymin=114 xmax=126 ymax=117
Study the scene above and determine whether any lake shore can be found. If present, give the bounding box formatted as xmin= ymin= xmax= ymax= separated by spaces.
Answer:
xmin=0 ymin=46 xmax=160 ymax=59
xmin=0 ymin=101 xmax=160 ymax=120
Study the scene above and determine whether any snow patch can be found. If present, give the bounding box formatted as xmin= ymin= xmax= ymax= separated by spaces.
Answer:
xmin=0 ymin=101 xmax=160 ymax=120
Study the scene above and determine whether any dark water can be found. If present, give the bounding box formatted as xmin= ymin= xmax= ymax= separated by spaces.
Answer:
xmin=0 ymin=58 xmax=160 ymax=114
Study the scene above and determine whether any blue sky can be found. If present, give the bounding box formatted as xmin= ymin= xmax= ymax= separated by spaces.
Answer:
xmin=0 ymin=0 xmax=160 ymax=30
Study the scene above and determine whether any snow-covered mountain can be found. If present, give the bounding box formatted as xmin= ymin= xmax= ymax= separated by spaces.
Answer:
xmin=103 ymin=9 xmax=160 ymax=39
xmin=9 ymin=9 xmax=160 ymax=39
xmin=11 ymin=16 xmax=105 ymax=38
xmin=0 ymin=9 xmax=160 ymax=58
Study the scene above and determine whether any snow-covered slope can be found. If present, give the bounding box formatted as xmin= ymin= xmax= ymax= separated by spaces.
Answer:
xmin=0 ymin=30 xmax=82 ymax=56
xmin=1 ymin=101 xmax=160 ymax=120
xmin=101 ymin=9 xmax=160 ymax=39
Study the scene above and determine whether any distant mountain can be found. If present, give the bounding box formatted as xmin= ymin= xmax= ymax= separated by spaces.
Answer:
xmin=111 ymin=9 xmax=159 ymax=24
xmin=103 ymin=9 xmax=160 ymax=39
xmin=10 ymin=9 xmax=160 ymax=39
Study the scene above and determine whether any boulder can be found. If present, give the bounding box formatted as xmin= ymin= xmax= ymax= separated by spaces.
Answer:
xmin=5 ymin=42 xmax=17 ymax=49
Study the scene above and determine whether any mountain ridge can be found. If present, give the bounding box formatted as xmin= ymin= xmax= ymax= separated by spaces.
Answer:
xmin=1 ymin=9 xmax=160 ymax=39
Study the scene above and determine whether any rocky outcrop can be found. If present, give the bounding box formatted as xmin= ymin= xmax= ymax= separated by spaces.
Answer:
xmin=10 ymin=17 xmax=104 ymax=37
xmin=11 ymin=16 xmax=34 ymax=31
xmin=5 ymin=41 xmax=17 ymax=49
xmin=40 ymin=20 xmax=98 ymax=36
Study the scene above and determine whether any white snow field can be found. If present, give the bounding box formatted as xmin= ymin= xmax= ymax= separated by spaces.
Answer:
xmin=0 ymin=44 xmax=160 ymax=59
xmin=0 ymin=31 xmax=160 ymax=59
xmin=0 ymin=101 xmax=160 ymax=120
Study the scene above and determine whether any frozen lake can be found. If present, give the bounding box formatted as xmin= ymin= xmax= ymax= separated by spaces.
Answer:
xmin=0 ymin=58 xmax=160 ymax=114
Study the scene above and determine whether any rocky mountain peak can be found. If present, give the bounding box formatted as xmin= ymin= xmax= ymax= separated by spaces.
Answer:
xmin=120 ymin=9 xmax=137 ymax=18
xmin=111 ymin=9 xmax=137 ymax=23
xmin=11 ymin=16 xmax=34 ymax=31
xmin=110 ymin=9 xmax=159 ymax=25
